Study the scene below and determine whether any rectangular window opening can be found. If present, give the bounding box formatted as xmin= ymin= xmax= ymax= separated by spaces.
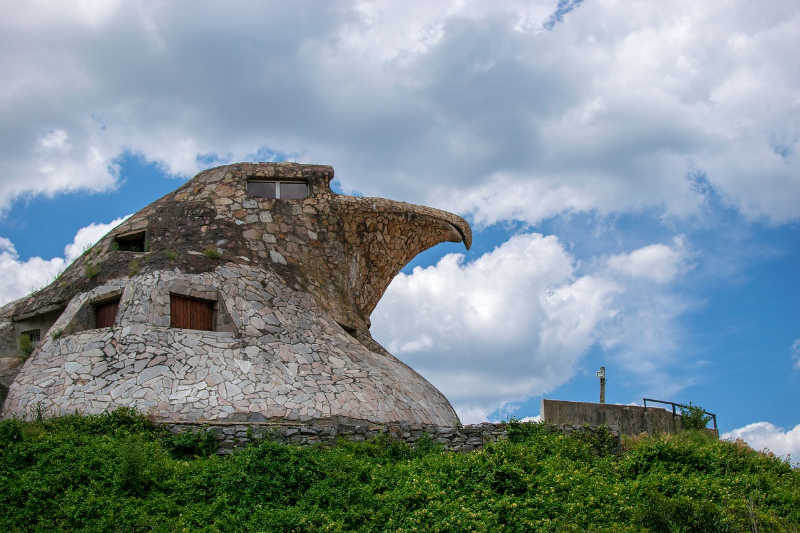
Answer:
xmin=95 ymin=298 xmax=120 ymax=328
xmin=21 ymin=329 xmax=41 ymax=345
xmin=170 ymin=294 xmax=215 ymax=331
xmin=114 ymin=231 xmax=146 ymax=252
xmin=246 ymin=180 xmax=307 ymax=200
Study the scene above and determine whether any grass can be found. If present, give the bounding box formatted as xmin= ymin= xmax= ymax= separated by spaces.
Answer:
xmin=203 ymin=246 xmax=222 ymax=259
xmin=0 ymin=410 xmax=797 ymax=532
xmin=127 ymin=259 xmax=140 ymax=276
xmin=84 ymin=262 xmax=100 ymax=279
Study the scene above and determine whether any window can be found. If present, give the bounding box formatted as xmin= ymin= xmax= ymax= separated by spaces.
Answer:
xmin=114 ymin=231 xmax=146 ymax=252
xmin=170 ymin=294 xmax=214 ymax=331
xmin=21 ymin=329 xmax=41 ymax=345
xmin=95 ymin=298 xmax=120 ymax=328
xmin=247 ymin=180 xmax=307 ymax=200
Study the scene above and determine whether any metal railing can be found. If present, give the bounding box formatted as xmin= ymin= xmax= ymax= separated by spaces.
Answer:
xmin=642 ymin=398 xmax=717 ymax=432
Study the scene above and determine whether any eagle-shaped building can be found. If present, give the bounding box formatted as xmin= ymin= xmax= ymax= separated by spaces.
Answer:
xmin=0 ymin=163 xmax=471 ymax=426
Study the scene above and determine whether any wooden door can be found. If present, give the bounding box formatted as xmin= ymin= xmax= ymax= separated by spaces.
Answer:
xmin=95 ymin=299 xmax=120 ymax=328
xmin=170 ymin=294 xmax=214 ymax=331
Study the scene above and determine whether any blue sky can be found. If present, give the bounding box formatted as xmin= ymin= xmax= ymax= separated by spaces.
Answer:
xmin=1 ymin=0 xmax=799 ymax=459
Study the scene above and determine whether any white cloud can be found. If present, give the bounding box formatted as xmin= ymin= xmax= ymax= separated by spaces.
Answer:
xmin=372 ymin=232 xmax=694 ymax=423
xmin=723 ymin=422 xmax=800 ymax=466
xmin=0 ymin=1 xmax=798 ymax=225
xmin=62 ymin=216 xmax=130 ymax=264
xmin=792 ymin=339 xmax=800 ymax=370
xmin=0 ymin=215 xmax=129 ymax=306
xmin=607 ymin=237 xmax=691 ymax=283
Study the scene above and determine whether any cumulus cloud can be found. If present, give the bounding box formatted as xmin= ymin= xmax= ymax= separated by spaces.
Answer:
xmin=0 ymin=215 xmax=129 ymax=306
xmin=607 ymin=237 xmax=691 ymax=284
xmin=0 ymin=1 xmax=799 ymax=225
xmin=371 ymin=232 xmax=694 ymax=422
xmin=723 ymin=422 xmax=800 ymax=466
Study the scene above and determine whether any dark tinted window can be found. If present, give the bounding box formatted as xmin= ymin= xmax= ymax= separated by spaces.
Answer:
xmin=114 ymin=231 xmax=146 ymax=252
xmin=247 ymin=181 xmax=277 ymax=198
xmin=280 ymin=182 xmax=308 ymax=199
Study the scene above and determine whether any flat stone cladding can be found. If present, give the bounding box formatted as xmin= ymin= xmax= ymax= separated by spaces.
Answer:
xmin=2 ymin=264 xmax=458 ymax=425
xmin=162 ymin=419 xmax=621 ymax=454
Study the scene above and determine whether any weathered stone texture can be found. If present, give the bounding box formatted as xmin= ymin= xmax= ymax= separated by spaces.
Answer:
xmin=161 ymin=419 xmax=621 ymax=455
xmin=0 ymin=163 xmax=471 ymax=426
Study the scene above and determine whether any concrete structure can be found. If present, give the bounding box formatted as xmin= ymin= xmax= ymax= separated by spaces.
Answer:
xmin=542 ymin=399 xmax=718 ymax=437
xmin=0 ymin=162 xmax=471 ymax=426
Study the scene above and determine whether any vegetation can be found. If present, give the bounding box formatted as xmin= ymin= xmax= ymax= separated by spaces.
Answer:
xmin=51 ymin=328 xmax=63 ymax=340
xmin=203 ymin=245 xmax=222 ymax=259
xmin=84 ymin=262 xmax=100 ymax=279
xmin=17 ymin=334 xmax=33 ymax=358
xmin=681 ymin=402 xmax=712 ymax=430
xmin=0 ymin=410 xmax=797 ymax=532
xmin=128 ymin=258 xmax=140 ymax=276
xmin=165 ymin=249 xmax=178 ymax=261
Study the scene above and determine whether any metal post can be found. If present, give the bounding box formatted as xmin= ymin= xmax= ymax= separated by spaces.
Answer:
xmin=596 ymin=366 xmax=606 ymax=403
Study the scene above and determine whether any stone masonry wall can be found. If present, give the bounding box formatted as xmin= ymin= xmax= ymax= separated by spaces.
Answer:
xmin=2 ymin=264 xmax=457 ymax=426
xmin=163 ymin=419 xmax=621 ymax=454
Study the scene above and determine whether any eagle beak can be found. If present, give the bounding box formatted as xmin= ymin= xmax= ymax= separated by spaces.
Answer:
xmin=331 ymin=196 xmax=472 ymax=326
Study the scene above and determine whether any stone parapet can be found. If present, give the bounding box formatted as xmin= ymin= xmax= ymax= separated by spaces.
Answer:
xmin=163 ymin=418 xmax=621 ymax=454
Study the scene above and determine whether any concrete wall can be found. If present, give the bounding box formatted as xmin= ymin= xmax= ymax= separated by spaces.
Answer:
xmin=542 ymin=399 xmax=689 ymax=436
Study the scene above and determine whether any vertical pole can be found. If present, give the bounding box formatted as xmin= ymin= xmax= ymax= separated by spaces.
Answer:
xmin=598 ymin=366 xmax=606 ymax=403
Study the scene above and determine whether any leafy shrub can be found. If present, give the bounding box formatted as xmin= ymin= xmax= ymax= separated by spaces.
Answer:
xmin=18 ymin=333 xmax=33 ymax=358
xmin=116 ymin=435 xmax=167 ymax=495
xmin=681 ymin=402 xmax=712 ymax=430
xmin=506 ymin=417 xmax=547 ymax=442
xmin=203 ymin=246 xmax=221 ymax=259
xmin=127 ymin=259 xmax=140 ymax=276
xmin=0 ymin=412 xmax=798 ymax=532
xmin=165 ymin=250 xmax=177 ymax=261
xmin=0 ymin=418 xmax=23 ymax=445
xmin=84 ymin=262 xmax=100 ymax=279
xmin=163 ymin=428 xmax=218 ymax=458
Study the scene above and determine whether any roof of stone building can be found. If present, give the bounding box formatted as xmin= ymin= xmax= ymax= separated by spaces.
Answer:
xmin=0 ymin=163 xmax=472 ymax=426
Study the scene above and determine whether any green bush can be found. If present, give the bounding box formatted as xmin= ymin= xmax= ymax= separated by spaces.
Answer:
xmin=681 ymin=402 xmax=712 ymax=430
xmin=0 ymin=411 xmax=797 ymax=532
xmin=163 ymin=428 xmax=219 ymax=458
xmin=0 ymin=418 xmax=23 ymax=445
xmin=127 ymin=259 xmax=140 ymax=276
xmin=203 ymin=246 xmax=221 ymax=259
xmin=84 ymin=262 xmax=100 ymax=279
xmin=18 ymin=333 xmax=33 ymax=358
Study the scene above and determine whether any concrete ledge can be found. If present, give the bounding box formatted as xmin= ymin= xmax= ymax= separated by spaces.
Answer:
xmin=542 ymin=398 xmax=719 ymax=438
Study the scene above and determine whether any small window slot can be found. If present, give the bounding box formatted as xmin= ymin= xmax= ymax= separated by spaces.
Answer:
xmin=247 ymin=180 xmax=307 ymax=200
xmin=114 ymin=231 xmax=146 ymax=252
